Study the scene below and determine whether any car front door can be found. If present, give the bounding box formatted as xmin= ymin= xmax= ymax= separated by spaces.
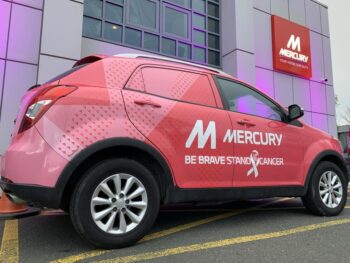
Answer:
xmin=123 ymin=66 xmax=233 ymax=188
xmin=214 ymin=77 xmax=305 ymax=187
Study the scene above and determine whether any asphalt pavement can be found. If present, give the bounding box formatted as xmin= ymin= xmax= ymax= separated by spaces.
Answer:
xmin=1 ymin=192 xmax=350 ymax=263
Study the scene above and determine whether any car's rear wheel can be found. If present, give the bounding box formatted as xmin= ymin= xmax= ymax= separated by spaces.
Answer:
xmin=302 ymin=161 xmax=347 ymax=216
xmin=70 ymin=159 xmax=160 ymax=249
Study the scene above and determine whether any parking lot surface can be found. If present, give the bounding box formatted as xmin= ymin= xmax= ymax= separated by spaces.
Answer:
xmin=1 ymin=190 xmax=350 ymax=263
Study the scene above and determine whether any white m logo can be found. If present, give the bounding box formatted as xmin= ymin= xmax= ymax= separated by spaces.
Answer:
xmin=185 ymin=120 xmax=216 ymax=149
xmin=287 ymin=35 xmax=301 ymax=52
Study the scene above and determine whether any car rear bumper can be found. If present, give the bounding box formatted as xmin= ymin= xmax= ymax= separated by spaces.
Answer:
xmin=0 ymin=127 xmax=68 ymax=187
xmin=0 ymin=177 xmax=60 ymax=208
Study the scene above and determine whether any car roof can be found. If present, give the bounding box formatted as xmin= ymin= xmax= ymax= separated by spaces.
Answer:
xmin=113 ymin=53 xmax=232 ymax=77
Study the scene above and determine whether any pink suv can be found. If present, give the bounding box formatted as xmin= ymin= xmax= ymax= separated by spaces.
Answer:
xmin=1 ymin=54 xmax=348 ymax=248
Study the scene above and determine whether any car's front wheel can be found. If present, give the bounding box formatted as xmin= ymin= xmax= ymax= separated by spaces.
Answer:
xmin=302 ymin=161 xmax=347 ymax=216
xmin=70 ymin=159 xmax=160 ymax=249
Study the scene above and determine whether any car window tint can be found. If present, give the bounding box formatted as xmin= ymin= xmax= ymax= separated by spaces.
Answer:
xmin=142 ymin=67 xmax=216 ymax=107
xmin=217 ymin=78 xmax=283 ymax=121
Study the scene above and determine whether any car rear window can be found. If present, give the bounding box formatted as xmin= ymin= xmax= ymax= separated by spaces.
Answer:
xmin=141 ymin=67 xmax=217 ymax=107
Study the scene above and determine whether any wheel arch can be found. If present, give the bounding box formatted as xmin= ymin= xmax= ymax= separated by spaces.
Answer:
xmin=304 ymin=150 xmax=349 ymax=194
xmin=55 ymin=138 xmax=174 ymax=210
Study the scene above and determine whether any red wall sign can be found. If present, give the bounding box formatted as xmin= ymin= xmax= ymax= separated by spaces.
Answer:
xmin=271 ymin=15 xmax=312 ymax=78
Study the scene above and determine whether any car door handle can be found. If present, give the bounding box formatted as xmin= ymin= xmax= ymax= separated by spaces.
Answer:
xmin=134 ymin=99 xmax=162 ymax=108
xmin=237 ymin=119 xmax=256 ymax=127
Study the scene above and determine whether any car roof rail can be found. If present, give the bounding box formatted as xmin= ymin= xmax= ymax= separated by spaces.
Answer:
xmin=114 ymin=53 xmax=230 ymax=76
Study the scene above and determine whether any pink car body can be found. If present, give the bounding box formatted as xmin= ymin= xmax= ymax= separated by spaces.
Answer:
xmin=0 ymin=54 xmax=347 ymax=208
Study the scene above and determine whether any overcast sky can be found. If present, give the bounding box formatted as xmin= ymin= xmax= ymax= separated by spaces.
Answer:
xmin=319 ymin=0 xmax=350 ymax=125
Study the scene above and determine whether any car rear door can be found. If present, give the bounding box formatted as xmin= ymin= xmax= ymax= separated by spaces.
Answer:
xmin=214 ymin=77 xmax=305 ymax=187
xmin=122 ymin=66 xmax=233 ymax=188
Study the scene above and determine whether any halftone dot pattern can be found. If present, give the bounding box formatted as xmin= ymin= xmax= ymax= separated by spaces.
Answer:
xmin=103 ymin=58 xmax=139 ymax=89
xmin=125 ymin=69 xmax=145 ymax=91
xmin=39 ymin=88 xmax=145 ymax=160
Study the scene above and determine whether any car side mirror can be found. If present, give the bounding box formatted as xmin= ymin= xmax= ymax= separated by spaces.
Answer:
xmin=288 ymin=104 xmax=304 ymax=122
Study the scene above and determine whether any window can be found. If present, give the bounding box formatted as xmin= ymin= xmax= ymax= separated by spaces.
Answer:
xmin=178 ymin=42 xmax=191 ymax=59
xmin=125 ymin=28 xmax=142 ymax=47
xmin=216 ymin=78 xmax=283 ymax=121
xmin=142 ymin=67 xmax=216 ymax=107
xmin=83 ymin=0 xmax=221 ymax=66
xmin=144 ymin=33 xmax=159 ymax=52
xmin=83 ymin=17 xmax=102 ymax=38
xmin=194 ymin=30 xmax=205 ymax=45
xmin=84 ymin=0 xmax=103 ymax=17
xmin=193 ymin=0 xmax=205 ymax=13
xmin=164 ymin=6 xmax=189 ymax=39
xmin=127 ymin=0 xmax=158 ymax=30
xmin=106 ymin=2 xmax=123 ymax=23
xmin=193 ymin=14 xmax=205 ymax=29
xmin=104 ymin=22 xmax=122 ymax=43
xmin=167 ymin=0 xmax=191 ymax=8
xmin=194 ymin=47 xmax=206 ymax=63
xmin=162 ymin=38 xmax=176 ymax=55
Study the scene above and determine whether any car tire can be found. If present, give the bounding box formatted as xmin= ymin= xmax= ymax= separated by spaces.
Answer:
xmin=70 ymin=158 xmax=160 ymax=249
xmin=302 ymin=161 xmax=347 ymax=216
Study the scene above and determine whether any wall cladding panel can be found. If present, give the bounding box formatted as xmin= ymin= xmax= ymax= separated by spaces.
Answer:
xmin=0 ymin=59 xmax=5 ymax=111
xmin=325 ymin=85 xmax=335 ymax=116
xmin=302 ymin=111 xmax=312 ymax=125
xmin=253 ymin=0 xmax=270 ymax=13
xmin=310 ymin=81 xmax=327 ymax=114
xmin=0 ymin=1 xmax=11 ymax=59
xmin=38 ymin=55 xmax=76 ymax=84
xmin=233 ymin=0 xmax=255 ymax=54
xmin=322 ymin=36 xmax=333 ymax=86
xmin=310 ymin=31 xmax=325 ymax=83
xmin=306 ymin=0 xmax=322 ymax=33
xmin=12 ymin=0 xmax=43 ymax=9
xmin=234 ymin=51 xmax=256 ymax=85
xmin=271 ymin=0 xmax=289 ymax=19
xmin=255 ymin=67 xmax=274 ymax=98
xmin=7 ymin=4 xmax=42 ymax=64
xmin=289 ymin=0 xmax=306 ymax=25
xmin=312 ymin=112 xmax=328 ymax=133
xmin=328 ymin=115 xmax=337 ymax=137
xmin=254 ymin=10 xmax=272 ymax=70
xmin=274 ymin=72 xmax=293 ymax=107
xmin=41 ymin=0 xmax=83 ymax=60
xmin=293 ymin=77 xmax=311 ymax=111
xmin=221 ymin=0 xmax=236 ymax=55
xmin=320 ymin=6 xmax=330 ymax=37
xmin=0 ymin=61 xmax=37 ymax=153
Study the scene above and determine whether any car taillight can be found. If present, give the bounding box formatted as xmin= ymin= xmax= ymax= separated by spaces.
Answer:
xmin=18 ymin=85 xmax=77 ymax=133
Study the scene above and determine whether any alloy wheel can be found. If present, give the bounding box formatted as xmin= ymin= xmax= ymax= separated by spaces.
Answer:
xmin=319 ymin=171 xmax=343 ymax=209
xmin=90 ymin=173 xmax=148 ymax=234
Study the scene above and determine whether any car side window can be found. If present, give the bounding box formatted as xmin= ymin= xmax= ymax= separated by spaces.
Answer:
xmin=141 ymin=67 xmax=217 ymax=107
xmin=216 ymin=78 xmax=284 ymax=122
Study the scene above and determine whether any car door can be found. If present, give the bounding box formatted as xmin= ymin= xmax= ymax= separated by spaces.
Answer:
xmin=122 ymin=66 xmax=233 ymax=188
xmin=214 ymin=77 xmax=305 ymax=187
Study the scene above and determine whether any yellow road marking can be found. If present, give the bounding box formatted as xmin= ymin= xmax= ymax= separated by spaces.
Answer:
xmin=97 ymin=218 xmax=350 ymax=263
xmin=0 ymin=220 xmax=19 ymax=263
xmin=50 ymin=198 xmax=290 ymax=263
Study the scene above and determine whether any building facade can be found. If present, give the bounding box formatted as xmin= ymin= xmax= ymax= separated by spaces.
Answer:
xmin=0 ymin=0 xmax=335 ymax=154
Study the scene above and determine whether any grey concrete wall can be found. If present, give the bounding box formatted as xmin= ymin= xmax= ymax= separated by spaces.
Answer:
xmin=222 ymin=0 xmax=336 ymax=136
